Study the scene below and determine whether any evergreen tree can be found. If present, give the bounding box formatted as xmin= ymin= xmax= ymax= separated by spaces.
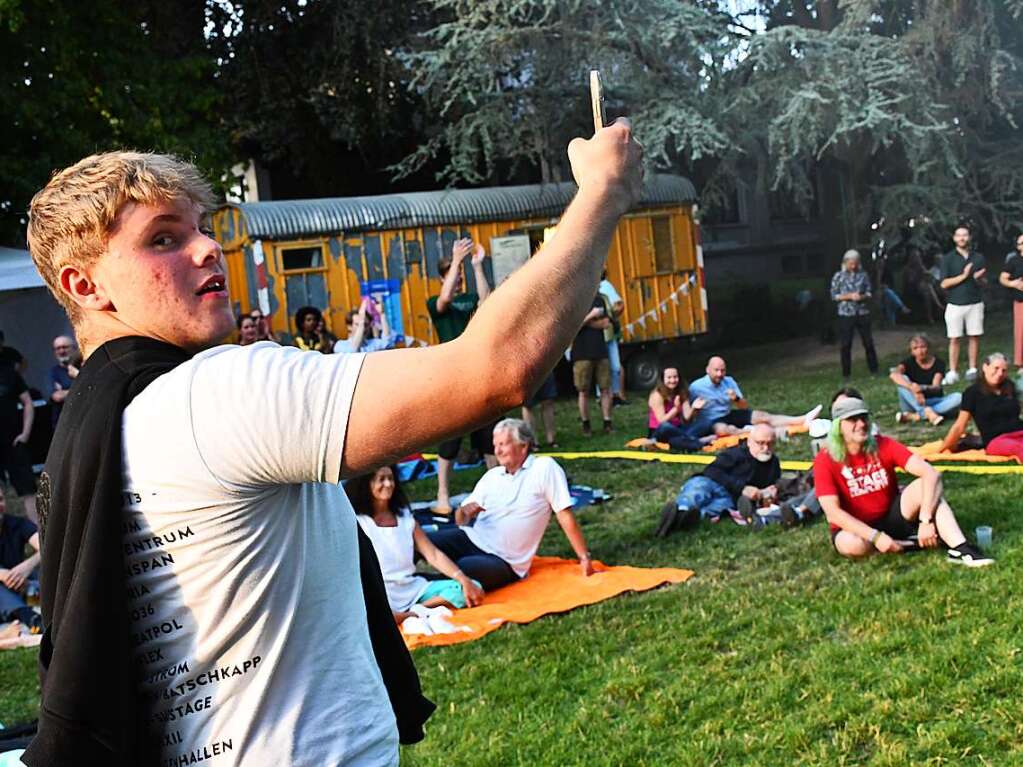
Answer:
xmin=392 ymin=0 xmax=736 ymax=185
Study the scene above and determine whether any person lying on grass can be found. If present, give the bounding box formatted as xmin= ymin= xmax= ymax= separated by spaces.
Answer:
xmin=349 ymin=465 xmax=484 ymax=625
xmin=428 ymin=418 xmax=595 ymax=589
xmin=815 ymin=395 xmax=993 ymax=566
xmin=687 ymin=356 xmax=822 ymax=438
xmin=655 ymin=423 xmax=781 ymax=537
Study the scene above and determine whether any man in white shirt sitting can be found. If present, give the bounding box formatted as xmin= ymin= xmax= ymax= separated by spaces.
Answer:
xmin=427 ymin=418 xmax=595 ymax=590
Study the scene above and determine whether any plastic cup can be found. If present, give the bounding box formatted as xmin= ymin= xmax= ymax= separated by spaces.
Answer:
xmin=976 ymin=525 xmax=993 ymax=551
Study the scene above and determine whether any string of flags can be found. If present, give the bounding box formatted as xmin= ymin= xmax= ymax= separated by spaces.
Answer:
xmin=623 ymin=274 xmax=698 ymax=338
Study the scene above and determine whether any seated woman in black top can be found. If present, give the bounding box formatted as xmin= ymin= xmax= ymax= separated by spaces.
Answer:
xmin=940 ymin=352 xmax=1023 ymax=459
xmin=890 ymin=334 xmax=961 ymax=425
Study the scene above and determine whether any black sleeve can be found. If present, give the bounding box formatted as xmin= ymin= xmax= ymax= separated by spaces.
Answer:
xmin=703 ymin=449 xmax=746 ymax=498
xmin=961 ymin=384 xmax=977 ymax=414
xmin=15 ymin=516 xmax=38 ymax=545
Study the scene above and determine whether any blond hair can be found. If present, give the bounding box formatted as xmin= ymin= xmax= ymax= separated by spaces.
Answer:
xmin=27 ymin=151 xmax=215 ymax=325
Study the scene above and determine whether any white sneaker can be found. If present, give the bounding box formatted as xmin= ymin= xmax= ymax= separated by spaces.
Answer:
xmin=802 ymin=404 xmax=823 ymax=425
xmin=944 ymin=370 xmax=960 ymax=385
xmin=965 ymin=367 xmax=978 ymax=382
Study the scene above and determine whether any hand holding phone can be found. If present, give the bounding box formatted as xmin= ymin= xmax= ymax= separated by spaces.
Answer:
xmin=590 ymin=70 xmax=606 ymax=134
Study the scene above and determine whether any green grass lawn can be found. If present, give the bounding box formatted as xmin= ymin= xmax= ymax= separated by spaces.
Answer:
xmin=3 ymin=315 xmax=1022 ymax=764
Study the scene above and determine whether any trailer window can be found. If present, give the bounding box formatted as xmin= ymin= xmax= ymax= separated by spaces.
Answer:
xmin=652 ymin=217 xmax=674 ymax=272
xmin=280 ymin=246 xmax=324 ymax=271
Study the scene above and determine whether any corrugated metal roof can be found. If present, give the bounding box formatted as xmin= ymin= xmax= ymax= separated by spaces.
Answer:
xmin=225 ymin=173 xmax=697 ymax=241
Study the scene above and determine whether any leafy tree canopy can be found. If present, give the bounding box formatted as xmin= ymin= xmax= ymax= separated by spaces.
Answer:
xmin=0 ymin=0 xmax=231 ymax=245
xmin=392 ymin=0 xmax=737 ymax=185
xmin=403 ymin=0 xmax=1023 ymax=249
xmin=207 ymin=0 xmax=438 ymax=199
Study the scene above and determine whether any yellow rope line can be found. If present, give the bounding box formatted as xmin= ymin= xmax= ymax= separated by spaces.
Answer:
xmin=421 ymin=451 xmax=1023 ymax=475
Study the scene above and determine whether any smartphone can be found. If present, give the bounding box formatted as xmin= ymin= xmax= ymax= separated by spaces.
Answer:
xmin=589 ymin=70 xmax=606 ymax=134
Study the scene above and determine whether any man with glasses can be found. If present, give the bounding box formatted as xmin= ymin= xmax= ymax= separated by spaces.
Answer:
xmin=655 ymin=423 xmax=781 ymax=536
xmin=248 ymin=308 xmax=275 ymax=342
xmin=45 ymin=336 xmax=79 ymax=425
xmin=999 ymin=233 xmax=1023 ymax=378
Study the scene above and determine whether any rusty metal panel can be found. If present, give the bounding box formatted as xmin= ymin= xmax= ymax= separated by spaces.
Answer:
xmin=364 ymin=235 xmax=385 ymax=281
xmin=611 ymin=207 xmax=702 ymax=344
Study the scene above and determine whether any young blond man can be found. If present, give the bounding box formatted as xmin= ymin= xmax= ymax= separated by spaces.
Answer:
xmin=25 ymin=122 xmax=643 ymax=765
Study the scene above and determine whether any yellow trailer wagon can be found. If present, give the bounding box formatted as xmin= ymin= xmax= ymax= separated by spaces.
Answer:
xmin=213 ymin=173 xmax=707 ymax=389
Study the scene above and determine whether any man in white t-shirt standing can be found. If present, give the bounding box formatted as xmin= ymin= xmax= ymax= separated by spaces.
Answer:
xmin=24 ymin=122 xmax=642 ymax=765
xmin=429 ymin=418 xmax=594 ymax=590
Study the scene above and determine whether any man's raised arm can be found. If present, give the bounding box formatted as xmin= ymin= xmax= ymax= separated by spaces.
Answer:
xmin=342 ymin=119 xmax=643 ymax=476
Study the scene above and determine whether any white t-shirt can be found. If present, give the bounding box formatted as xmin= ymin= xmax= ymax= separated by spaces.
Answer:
xmin=121 ymin=342 xmax=398 ymax=767
xmin=462 ymin=455 xmax=574 ymax=577
xmin=356 ymin=512 xmax=428 ymax=612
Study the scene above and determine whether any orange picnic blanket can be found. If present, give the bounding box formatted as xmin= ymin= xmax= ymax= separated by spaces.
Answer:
xmin=910 ymin=440 xmax=1020 ymax=464
xmin=702 ymin=423 xmax=809 ymax=452
xmin=624 ymin=437 xmax=670 ymax=451
xmin=402 ymin=556 xmax=693 ymax=650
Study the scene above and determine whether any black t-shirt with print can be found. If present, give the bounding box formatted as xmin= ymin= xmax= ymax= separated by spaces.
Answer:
xmin=571 ymin=296 xmax=609 ymax=362
xmin=899 ymin=356 xmax=946 ymax=395
xmin=962 ymin=382 xmax=1023 ymax=447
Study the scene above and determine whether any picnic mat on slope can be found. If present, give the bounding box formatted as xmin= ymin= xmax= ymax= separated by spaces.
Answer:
xmin=909 ymin=440 xmax=1020 ymax=464
xmin=402 ymin=556 xmax=693 ymax=650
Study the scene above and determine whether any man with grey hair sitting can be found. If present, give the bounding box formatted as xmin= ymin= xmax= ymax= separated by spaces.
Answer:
xmin=426 ymin=418 xmax=595 ymax=590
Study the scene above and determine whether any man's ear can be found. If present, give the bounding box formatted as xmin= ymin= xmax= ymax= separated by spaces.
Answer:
xmin=59 ymin=264 xmax=115 ymax=312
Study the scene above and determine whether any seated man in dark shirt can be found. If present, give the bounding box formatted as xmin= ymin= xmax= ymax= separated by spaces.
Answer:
xmin=890 ymin=333 xmax=961 ymax=425
xmin=0 ymin=486 xmax=42 ymax=632
xmin=656 ymin=423 xmax=780 ymax=536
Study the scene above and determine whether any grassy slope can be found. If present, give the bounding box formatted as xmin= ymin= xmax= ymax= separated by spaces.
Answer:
xmin=3 ymin=318 xmax=1021 ymax=764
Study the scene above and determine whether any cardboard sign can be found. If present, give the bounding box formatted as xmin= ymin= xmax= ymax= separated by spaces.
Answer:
xmin=489 ymin=235 xmax=532 ymax=286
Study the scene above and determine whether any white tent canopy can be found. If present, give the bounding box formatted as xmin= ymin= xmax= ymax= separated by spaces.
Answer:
xmin=0 ymin=246 xmax=45 ymax=291
xmin=0 ymin=245 xmax=72 ymax=394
